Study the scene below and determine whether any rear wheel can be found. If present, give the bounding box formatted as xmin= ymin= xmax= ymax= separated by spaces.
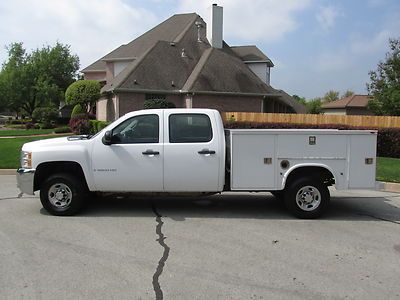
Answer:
xmin=40 ymin=173 xmax=87 ymax=216
xmin=284 ymin=177 xmax=330 ymax=219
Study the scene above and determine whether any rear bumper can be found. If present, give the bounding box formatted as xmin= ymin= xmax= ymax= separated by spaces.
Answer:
xmin=16 ymin=168 xmax=35 ymax=195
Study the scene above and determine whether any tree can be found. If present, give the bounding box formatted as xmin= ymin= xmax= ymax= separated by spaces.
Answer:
xmin=293 ymin=94 xmax=322 ymax=114
xmin=342 ymin=90 xmax=354 ymax=98
xmin=367 ymin=38 xmax=400 ymax=115
xmin=65 ymin=80 xmax=101 ymax=112
xmin=307 ymin=98 xmax=323 ymax=114
xmin=323 ymin=90 xmax=339 ymax=103
xmin=0 ymin=42 xmax=79 ymax=117
xmin=143 ymin=99 xmax=176 ymax=109
xmin=292 ymin=94 xmax=307 ymax=106
xmin=0 ymin=43 xmax=27 ymax=116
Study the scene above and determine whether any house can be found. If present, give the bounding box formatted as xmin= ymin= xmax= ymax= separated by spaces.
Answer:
xmin=321 ymin=95 xmax=373 ymax=115
xmin=82 ymin=4 xmax=306 ymax=121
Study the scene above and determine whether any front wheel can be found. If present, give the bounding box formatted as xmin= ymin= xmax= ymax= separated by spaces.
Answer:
xmin=40 ymin=173 xmax=87 ymax=216
xmin=284 ymin=177 xmax=330 ymax=219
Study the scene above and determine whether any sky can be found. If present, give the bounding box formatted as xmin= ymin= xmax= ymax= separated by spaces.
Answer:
xmin=0 ymin=0 xmax=399 ymax=99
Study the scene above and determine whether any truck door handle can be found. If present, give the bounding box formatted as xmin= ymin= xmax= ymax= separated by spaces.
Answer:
xmin=198 ymin=149 xmax=216 ymax=155
xmin=142 ymin=150 xmax=160 ymax=155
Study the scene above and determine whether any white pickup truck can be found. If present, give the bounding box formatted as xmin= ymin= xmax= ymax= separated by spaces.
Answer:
xmin=17 ymin=109 xmax=377 ymax=218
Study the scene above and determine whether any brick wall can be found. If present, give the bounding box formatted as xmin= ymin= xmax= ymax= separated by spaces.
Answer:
xmin=118 ymin=93 xmax=146 ymax=116
xmin=192 ymin=95 xmax=263 ymax=112
xmin=118 ymin=93 xmax=185 ymax=117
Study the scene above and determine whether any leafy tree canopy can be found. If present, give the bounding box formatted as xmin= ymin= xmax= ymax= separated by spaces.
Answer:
xmin=342 ymin=90 xmax=354 ymax=98
xmin=323 ymin=90 xmax=339 ymax=103
xmin=293 ymin=94 xmax=322 ymax=114
xmin=65 ymin=80 xmax=100 ymax=112
xmin=367 ymin=38 xmax=400 ymax=116
xmin=0 ymin=42 xmax=79 ymax=117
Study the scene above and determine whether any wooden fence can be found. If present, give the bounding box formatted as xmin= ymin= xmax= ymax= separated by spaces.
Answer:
xmin=222 ymin=112 xmax=400 ymax=128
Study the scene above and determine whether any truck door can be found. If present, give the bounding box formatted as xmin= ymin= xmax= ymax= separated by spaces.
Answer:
xmin=163 ymin=111 xmax=221 ymax=192
xmin=91 ymin=113 xmax=163 ymax=192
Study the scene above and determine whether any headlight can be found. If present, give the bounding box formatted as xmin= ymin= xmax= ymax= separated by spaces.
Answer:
xmin=21 ymin=151 xmax=32 ymax=168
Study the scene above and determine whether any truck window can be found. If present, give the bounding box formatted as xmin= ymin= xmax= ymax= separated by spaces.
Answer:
xmin=112 ymin=114 xmax=159 ymax=144
xmin=169 ymin=114 xmax=212 ymax=143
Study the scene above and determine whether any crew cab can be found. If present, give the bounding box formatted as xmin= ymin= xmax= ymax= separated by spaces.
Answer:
xmin=17 ymin=109 xmax=377 ymax=218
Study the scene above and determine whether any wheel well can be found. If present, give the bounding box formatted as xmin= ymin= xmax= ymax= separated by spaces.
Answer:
xmin=34 ymin=161 xmax=87 ymax=191
xmin=284 ymin=166 xmax=335 ymax=188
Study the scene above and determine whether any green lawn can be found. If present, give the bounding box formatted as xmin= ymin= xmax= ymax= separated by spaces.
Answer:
xmin=376 ymin=157 xmax=400 ymax=183
xmin=0 ymin=129 xmax=55 ymax=137
xmin=0 ymin=135 xmax=67 ymax=168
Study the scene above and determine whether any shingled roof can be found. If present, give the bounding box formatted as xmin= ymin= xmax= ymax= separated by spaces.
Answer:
xmin=231 ymin=45 xmax=274 ymax=66
xmin=81 ymin=13 xmax=199 ymax=73
xmin=83 ymin=12 xmax=305 ymax=113
xmin=322 ymin=95 xmax=373 ymax=109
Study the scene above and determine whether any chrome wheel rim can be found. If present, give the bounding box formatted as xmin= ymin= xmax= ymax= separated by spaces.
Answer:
xmin=295 ymin=185 xmax=321 ymax=211
xmin=48 ymin=183 xmax=72 ymax=209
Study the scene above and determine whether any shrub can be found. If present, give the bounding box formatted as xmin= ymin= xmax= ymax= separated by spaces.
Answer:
xmin=65 ymin=80 xmax=100 ymax=111
xmin=143 ymin=99 xmax=176 ymax=109
xmin=6 ymin=124 xmax=25 ymax=129
xmin=224 ymin=121 xmax=400 ymax=158
xmin=69 ymin=114 xmax=90 ymax=135
xmin=25 ymin=122 xmax=36 ymax=130
xmin=6 ymin=118 xmax=32 ymax=125
xmin=33 ymin=107 xmax=58 ymax=128
xmin=39 ymin=122 xmax=55 ymax=129
xmin=377 ymin=128 xmax=400 ymax=158
xmin=89 ymin=120 xmax=110 ymax=134
xmin=54 ymin=126 xmax=71 ymax=134
xmin=71 ymin=104 xmax=84 ymax=118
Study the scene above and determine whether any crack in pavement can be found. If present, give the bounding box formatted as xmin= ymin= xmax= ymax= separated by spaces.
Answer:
xmin=151 ymin=203 xmax=170 ymax=300
xmin=357 ymin=213 xmax=400 ymax=225
xmin=0 ymin=193 xmax=25 ymax=201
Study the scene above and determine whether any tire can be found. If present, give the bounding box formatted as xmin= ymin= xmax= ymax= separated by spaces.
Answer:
xmin=40 ymin=173 xmax=88 ymax=216
xmin=284 ymin=177 xmax=330 ymax=219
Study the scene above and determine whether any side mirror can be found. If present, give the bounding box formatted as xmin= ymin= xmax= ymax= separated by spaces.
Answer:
xmin=102 ymin=130 xmax=113 ymax=145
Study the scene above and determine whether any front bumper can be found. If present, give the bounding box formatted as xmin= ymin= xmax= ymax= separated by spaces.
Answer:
xmin=16 ymin=168 xmax=35 ymax=195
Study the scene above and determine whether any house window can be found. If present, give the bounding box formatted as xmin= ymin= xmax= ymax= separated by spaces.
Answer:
xmin=145 ymin=94 xmax=166 ymax=101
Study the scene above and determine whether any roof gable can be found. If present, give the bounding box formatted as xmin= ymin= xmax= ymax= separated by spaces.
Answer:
xmin=231 ymin=45 xmax=274 ymax=66
xmin=186 ymin=48 xmax=275 ymax=94
xmin=82 ymin=13 xmax=199 ymax=72
xmin=102 ymin=18 xmax=208 ymax=93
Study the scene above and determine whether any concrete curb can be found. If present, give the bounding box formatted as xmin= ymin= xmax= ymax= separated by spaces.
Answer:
xmin=376 ymin=181 xmax=400 ymax=193
xmin=0 ymin=169 xmax=16 ymax=175
xmin=0 ymin=169 xmax=399 ymax=192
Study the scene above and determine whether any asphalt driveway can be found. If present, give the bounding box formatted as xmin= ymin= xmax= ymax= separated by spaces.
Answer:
xmin=1 ymin=175 xmax=400 ymax=299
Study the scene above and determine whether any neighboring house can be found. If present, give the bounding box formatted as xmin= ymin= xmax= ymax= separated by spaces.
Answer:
xmin=82 ymin=4 xmax=306 ymax=121
xmin=321 ymin=95 xmax=374 ymax=115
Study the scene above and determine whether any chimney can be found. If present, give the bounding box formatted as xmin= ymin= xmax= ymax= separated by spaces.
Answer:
xmin=207 ymin=4 xmax=223 ymax=48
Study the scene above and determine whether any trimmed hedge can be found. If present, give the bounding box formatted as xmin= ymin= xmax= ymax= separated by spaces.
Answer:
xmin=71 ymin=104 xmax=84 ymax=118
xmin=224 ymin=121 xmax=400 ymax=158
xmin=89 ymin=120 xmax=110 ymax=134
xmin=54 ymin=126 xmax=71 ymax=134
xmin=6 ymin=119 xmax=32 ymax=125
